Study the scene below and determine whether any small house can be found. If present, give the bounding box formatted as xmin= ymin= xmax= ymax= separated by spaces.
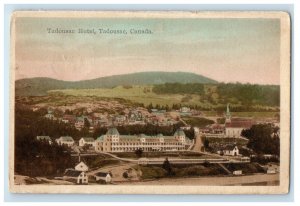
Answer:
xmin=56 ymin=136 xmax=74 ymax=147
xmin=36 ymin=136 xmax=52 ymax=144
xmin=223 ymin=145 xmax=239 ymax=156
xmin=89 ymin=126 xmax=94 ymax=133
xmin=95 ymin=172 xmax=112 ymax=183
xmin=180 ymin=107 xmax=191 ymax=113
xmin=63 ymin=169 xmax=88 ymax=184
xmin=179 ymin=107 xmax=192 ymax=116
xmin=266 ymin=163 xmax=279 ymax=174
xmin=79 ymin=137 xmax=95 ymax=147
xmin=62 ymin=114 xmax=76 ymax=124
xmin=75 ymin=161 xmax=89 ymax=172
xmin=45 ymin=113 xmax=55 ymax=120
xmin=233 ymin=170 xmax=242 ymax=175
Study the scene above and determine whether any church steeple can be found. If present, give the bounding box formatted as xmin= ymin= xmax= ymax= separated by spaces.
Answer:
xmin=225 ymin=103 xmax=231 ymax=123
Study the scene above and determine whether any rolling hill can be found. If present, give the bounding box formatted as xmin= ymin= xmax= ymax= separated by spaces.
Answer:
xmin=15 ymin=71 xmax=218 ymax=96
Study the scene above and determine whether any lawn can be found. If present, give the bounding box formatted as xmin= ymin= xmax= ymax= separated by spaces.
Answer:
xmin=137 ymin=165 xmax=167 ymax=179
xmin=48 ymin=86 xmax=197 ymax=107
xmin=23 ymin=85 xmax=279 ymax=115
xmin=224 ymin=163 xmax=265 ymax=174
xmin=76 ymin=155 xmax=122 ymax=169
xmin=202 ymin=111 xmax=279 ymax=119
xmin=136 ymin=162 xmax=265 ymax=180
xmin=135 ymin=164 xmax=228 ymax=179
xmin=182 ymin=116 xmax=215 ymax=127
xmin=112 ymin=151 xmax=218 ymax=159
xmin=206 ymin=137 xmax=249 ymax=146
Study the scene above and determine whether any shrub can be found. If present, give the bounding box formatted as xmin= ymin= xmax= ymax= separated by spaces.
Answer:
xmin=123 ymin=172 xmax=129 ymax=179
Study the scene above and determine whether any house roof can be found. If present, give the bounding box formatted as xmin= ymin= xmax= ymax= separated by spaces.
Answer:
xmin=96 ymin=135 xmax=105 ymax=141
xmin=75 ymin=161 xmax=88 ymax=168
xmin=209 ymin=124 xmax=225 ymax=129
xmin=224 ymin=145 xmax=238 ymax=150
xmin=64 ymin=169 xmax=82 ymax=177
xmin=76 ymin=117 xmax=85 ymax=122
xmin=121 ymin=135 xmax=139 ymax=139
xmin=63 ymin=115 xmax=76 ymax=119
xmin=163 ymin=136 xmax=176 ymax=139
xmin=81 ymin=137 xmax=95 ymax=142
xmin=225 ymin=120 xmax=254 ymax=128
xmin=106 ymin=128 xmax=119 ymax=135
xmin=95 ymin=172 xmax=109 ymax=177
xmin=59 ymin=136 xmax=74 ymax=142
xmin=138 ymin=134 xmax=147 ymax=138
xmin=174 ymin=129 xmax=186 ymax=137
xmin=36 ymin=136 xmax=51 ymax=141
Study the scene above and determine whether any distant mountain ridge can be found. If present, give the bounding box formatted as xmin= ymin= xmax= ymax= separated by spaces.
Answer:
xmin=15 ymin=71 xmax=218 ymax=96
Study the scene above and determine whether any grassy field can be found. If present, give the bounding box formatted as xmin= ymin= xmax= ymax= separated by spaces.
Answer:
xmin=47 ymin=86 xmax=279 ymax=115
xmin=202 ymin=111 xmax=279 ymax=119
xmin=112 ymin=151 xmax=220 ymax=159
xmin=182 ymin=116 xmax=215 ymax=127
xmin=48 ymin=85 xmax=213 ymax=108
xmin=206 ymin=137 xmax=249 ymax=146
xmin=135 ymin=163 xmax=264 ymax=179
xmin=136 ymin=164 xmax=227 ymax=179
xmin=224 ymin=163 xmax=265 ymax=174
xmin=78 ymin=155 xmax=122 ymax=169
xmin=137 ymin=165 xmax=167 ymax=179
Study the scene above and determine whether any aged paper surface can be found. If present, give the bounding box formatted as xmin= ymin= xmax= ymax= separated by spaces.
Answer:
xmin=10 ymin=11 xmax=290 ymax=194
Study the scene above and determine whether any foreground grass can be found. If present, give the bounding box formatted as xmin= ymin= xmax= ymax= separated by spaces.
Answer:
xmin=112 ymin=151 xmax=218 ymax=159
xmin=135 ymin=162 xmax=264 ymax=180
xmin=78 ymin=155 xmax=122 ymax=170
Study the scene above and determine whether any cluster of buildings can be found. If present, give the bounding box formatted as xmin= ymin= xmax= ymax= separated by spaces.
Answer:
xmin=43 ymin=106 xmax=191 ymax=132
xmin=199 ymin=104 xmax=257 ymax=138
xmin=38 ymin=104 xmax=279 ymax=159
xmin=62 ymin=158 xmax=111 ymax=185
xmin=198 ymin=104 xmax=279 ymax=140
xmin=37 ymin=128 xmax=193 ymax=153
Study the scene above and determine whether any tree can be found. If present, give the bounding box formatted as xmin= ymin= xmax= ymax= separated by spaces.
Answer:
xmin=204 ymin=138 xmax=210 ymax=149
xmin=84 ymin=118 xmax=90 ymax=128
xmin=162 ymin=157 xmax=173 ymax=176
xmin=241 ymin=124 xmax=280 ymax=156
xmin=82 ymin=144 xmax=90 ymax=151
xmin=165 ymin=104 xmax=170 ymax=111
xmin=135 ymin=148 xmax=143 ymax=158
xmin=122 ymin=171 xmax=129 ymax=178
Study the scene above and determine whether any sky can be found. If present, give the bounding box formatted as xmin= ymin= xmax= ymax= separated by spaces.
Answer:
xmin=15 ymin=17 xmax=280 ymax=84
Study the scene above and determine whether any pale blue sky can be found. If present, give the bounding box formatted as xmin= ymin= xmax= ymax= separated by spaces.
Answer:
xmin=15 ymin=17 xmax=280 ymax=84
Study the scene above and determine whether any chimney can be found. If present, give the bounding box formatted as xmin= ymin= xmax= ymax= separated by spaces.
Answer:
xmin=78 ymin=153 xmax=81 ymax=163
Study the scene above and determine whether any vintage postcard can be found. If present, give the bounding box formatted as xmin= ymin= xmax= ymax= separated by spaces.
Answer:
xmin=9 ymin=11 xmax=290 ymax=194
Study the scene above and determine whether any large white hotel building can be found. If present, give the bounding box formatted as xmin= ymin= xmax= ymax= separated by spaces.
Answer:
xmin=94 ymin=128 xmax=193 ymax=153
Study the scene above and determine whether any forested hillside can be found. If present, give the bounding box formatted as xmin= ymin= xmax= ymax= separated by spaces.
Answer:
xmin=153 ymin=83 xmax=279 ymax=107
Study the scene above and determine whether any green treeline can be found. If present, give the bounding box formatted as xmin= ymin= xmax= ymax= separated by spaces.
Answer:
xmin=153 ymin=83 xmax=205 ymax=95
xmin=241 ymin=124 xmax=280 ymax=156
xmin=15 ymin=107 xmax=82 ymax=177
xmin=153 ymin=83 xmax=279 ymax=107
xmin=217 ymin=83 xmax=279 ymax=106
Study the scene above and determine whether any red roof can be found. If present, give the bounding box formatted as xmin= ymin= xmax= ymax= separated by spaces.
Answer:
xmin=225 ymin=120 xmax=254 ymax=128
xmin=209 ymin=123 xmax=225 ymax=129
